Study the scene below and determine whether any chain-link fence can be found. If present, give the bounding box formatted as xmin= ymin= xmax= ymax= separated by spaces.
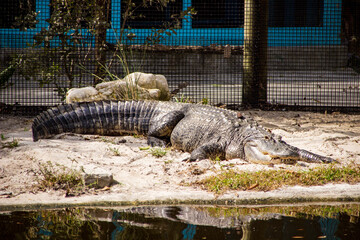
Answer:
xmin=1 ymin=0 xmax=359 ymax=114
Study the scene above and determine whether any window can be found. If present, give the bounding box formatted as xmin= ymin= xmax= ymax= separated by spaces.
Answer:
xmin=192 ymin=0 xmax=243 ymax=28
xmin=0 ymin=0 xmax=36 ymax=28
xmin=269 ymin=0 xmax=324 ymax=27
xmin=121 ymin=0 xmax=182 ymax=29
xmin=192 ymin=0 xmax=323 ymax=28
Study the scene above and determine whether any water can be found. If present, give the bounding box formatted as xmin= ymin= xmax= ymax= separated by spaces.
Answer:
xmin=0 ymin=204 xmax=359 ymax=239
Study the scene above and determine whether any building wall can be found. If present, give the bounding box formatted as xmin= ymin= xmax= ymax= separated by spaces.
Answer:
xmin=0 ymin=0 xmax=343 ymax=48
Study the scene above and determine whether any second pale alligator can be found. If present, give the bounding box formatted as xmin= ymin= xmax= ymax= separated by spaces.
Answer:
xmin=32 ymin=100 xmax=336 ymax=164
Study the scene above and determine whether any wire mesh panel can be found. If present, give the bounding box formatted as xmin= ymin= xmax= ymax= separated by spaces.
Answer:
xmin=0 ymin=0 xmax=359 ymax=115
xmin=111 ymin=0 xmax=244 ymax=105
xmin=267 ymin=0 xmax=359 ymax=109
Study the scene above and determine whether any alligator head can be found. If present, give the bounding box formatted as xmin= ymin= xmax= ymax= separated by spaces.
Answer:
xmin=226 ymin=127 xmax=299 ymax=164
xmin=243 ymin=137 xmax=299 ymax=164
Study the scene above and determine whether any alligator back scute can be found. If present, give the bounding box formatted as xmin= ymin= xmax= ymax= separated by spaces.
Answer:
xmin=71 ymin=102 xmax=88 ymax=134
xmin=77 ymin=102 xmax=94 ymax=134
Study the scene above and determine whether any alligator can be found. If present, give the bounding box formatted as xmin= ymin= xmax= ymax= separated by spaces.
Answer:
xmin=32 ymin=100 xmax=336 ymax=164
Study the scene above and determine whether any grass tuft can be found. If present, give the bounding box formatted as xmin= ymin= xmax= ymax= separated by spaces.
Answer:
xmin=1 ymin=134 xmax=7 ymax=141
xmin=107 ymin=146 xmax=121 ymax=156
xmin=173 ymin=94 xmax=192 ymax=103
xmin=35 ymin=161 xmax=85 ymax=196
xmin=149 ymin=147 xmax=167 ymax=158
xmin=1 ymin=138 xmax=19 ymax=148
xmin=197 ymin=164 xmax=360 ymax=193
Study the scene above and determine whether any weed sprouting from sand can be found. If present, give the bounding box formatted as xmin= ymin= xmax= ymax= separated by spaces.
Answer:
xmin=1 ymin=138 xmax=19 ymax=148
xmin=101 ymin=137 xmax=116 ymax=144
xmin=164 ymin=160 xmax=173 ymax=164
xmin=108 ymin=146 xmax=121 ymax=156
xmin=1 ymin=134 xmax=7 ymax=140
xmin=35 ymin=161 xmax=85 ymax=196
xmin=149 ymin=147 xmax=167 ymax=158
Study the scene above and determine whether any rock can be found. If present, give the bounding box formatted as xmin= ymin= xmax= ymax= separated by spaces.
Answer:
xmin=66 ymin=72 xmax=170 ymax=103
xmin=124 ymin=72 xmax=157 ymax=89
xmin=82 ymin=165 xmax=113 ymax=189
xmin=66 ymin=87 xmax=99 ymax=103
xmin=154 ymin=74 xmax=170 ymax=100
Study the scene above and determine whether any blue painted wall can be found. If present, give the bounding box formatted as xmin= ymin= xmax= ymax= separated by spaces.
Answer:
xmin=0 ymin=0 xmax=342 ymax=48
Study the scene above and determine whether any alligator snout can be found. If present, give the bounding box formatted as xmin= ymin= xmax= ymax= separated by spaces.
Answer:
xmin=244 ymin=138 xmax=299 ymax=164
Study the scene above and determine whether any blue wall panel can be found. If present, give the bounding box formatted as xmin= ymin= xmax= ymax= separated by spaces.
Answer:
xmin=0 ymin=0 xmax=342 ymax=48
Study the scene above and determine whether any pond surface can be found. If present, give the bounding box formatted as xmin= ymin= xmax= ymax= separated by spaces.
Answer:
xmin=0 ymin=204 xmax=359 ymax=239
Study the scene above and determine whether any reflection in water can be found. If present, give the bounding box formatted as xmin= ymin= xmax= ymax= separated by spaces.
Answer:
xmin=111 ymin=211 xmax=124 ymax=239
xmin=319 ymin=217 xmax=340 ymax=240
xmin=36 ymin=215 xmax=54 ymax=237
xmin=0 ymin=204 xmax=359 ymax=239
xmin=182 ymin=224 xmax=196 ymax=240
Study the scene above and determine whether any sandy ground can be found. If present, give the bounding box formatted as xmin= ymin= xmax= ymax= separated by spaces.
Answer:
xmin=1 ymin=110 xmax=360 ymax=208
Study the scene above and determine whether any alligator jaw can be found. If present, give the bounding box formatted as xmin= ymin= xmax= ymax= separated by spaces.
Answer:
xmin=243 ymin=137 xmax=298 ymax=164
xmin=244 ymin=145 xmax=298 ymax=164
xmin=244 ymin=137 xmax=337 ymax=164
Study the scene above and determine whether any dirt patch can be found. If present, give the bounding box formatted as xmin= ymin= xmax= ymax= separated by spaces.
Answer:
xmin=1 ymin=111 xmax=360 ymax=207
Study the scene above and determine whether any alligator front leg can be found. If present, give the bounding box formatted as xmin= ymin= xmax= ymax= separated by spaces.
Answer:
xmin=147 ymin=136 xmax=169 ymax=148
xmin=189 ymin=143 xmax=225 ymax=161
xmin=147 ymin=110 xmax=185 ymax=147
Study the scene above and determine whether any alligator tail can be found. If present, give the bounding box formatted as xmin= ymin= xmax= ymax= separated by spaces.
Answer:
xmin=32 ymin=100 xmax=156 ymax=141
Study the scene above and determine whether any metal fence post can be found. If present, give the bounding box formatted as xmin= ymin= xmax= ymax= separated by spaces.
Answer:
xmin=242 ymin=0 xmax=268 ymax=107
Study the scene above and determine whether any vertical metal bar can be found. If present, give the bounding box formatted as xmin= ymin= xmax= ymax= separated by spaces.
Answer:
xmin=242 ymin=0 xmax=268 ymax=107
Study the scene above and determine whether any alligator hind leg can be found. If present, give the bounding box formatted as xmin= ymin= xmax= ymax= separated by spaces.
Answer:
xmin=147 ymin=110 xmax=185 ymax=148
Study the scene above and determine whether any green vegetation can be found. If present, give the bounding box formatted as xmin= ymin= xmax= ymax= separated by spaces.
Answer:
xmin=139 ymin=146 xmax=150 ymax=151
xmin=107 ymin=146 xmax=121 ymax=156
xmin=132 ymin=134 xmax=142 ymax=138
xmin=101 ymin=137 xmax=116 ymax=144
xmin=35 ymin=161 xmax=85 ymax=196
xmin=1 ymin=134 xmax=8 ymax=141
xmin=1 ymin=138 xmax=19 ymax=148
xmin=173 ymin=94 xmax=192 ymax=103
xmin=0 ymin=61 xmax=17 ymax=89
xmin=173 ymin=95 xmax=209 ymax=104
xmin=210 ymin=156 xmax=222 ymax=162
xmin=201 ymin=97 xmax=209 ymax=105
xmin=149 ymin=147 xmax=168 ymax=158
xmin=198 ymin=163 xmax=360 ymax=193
